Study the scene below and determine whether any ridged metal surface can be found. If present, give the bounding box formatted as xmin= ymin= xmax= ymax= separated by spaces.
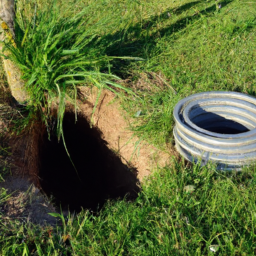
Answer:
xmin=173 ymin=91 xmax=256 ymax=170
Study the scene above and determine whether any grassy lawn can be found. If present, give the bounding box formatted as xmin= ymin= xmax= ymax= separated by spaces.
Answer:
xmin=1 ymin=0 xmax=256 ymax=254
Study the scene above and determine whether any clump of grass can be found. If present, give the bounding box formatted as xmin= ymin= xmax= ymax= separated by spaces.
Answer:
xmin=122 ymin=72 xmax=181 ymax=147
xmin=3 ymin=1 xmax=138 ymax=140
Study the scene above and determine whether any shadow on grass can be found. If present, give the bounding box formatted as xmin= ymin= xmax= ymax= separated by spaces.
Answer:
xmin=94 ymin=0 xmax=234 ymax=76
xmin=141 ymin=0 xmax=204 ymax=30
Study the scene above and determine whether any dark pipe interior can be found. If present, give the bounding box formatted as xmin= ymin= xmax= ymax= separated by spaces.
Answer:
xmin=38 ymin=112 xmax=140 ymax=212
xmin=191 ymin=112 xmax=249 ymax=134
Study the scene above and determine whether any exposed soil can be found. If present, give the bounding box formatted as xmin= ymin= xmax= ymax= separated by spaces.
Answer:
xmin=1 ymin=176 xmax=57 ymax=226
xmin=78 ymin=87 xmax=172 ymax=180
xmin=0 ymin=102 xmax=58 ymax=225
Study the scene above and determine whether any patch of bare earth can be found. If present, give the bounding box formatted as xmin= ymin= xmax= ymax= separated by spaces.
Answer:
xmin=0 ymin=176 xmax=57 ymax=226
xmin=78 ymin=86 xmax=172 ymax=180
xmin=0 ymin=94 xmax=58 ymax=226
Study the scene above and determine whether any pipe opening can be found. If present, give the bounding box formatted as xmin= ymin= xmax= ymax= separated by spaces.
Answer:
xmin=38 ymin=112 xmax=140 ymax=212
xmin=191 ymin=112 xmax=250 ymax=134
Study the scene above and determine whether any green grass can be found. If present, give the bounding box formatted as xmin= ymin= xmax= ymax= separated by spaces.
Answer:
xmin=0 ymin=0 xmax=256 ymax=254
xmin=119 ymin=0 xmax=256 ymax=145
xmin=6 ymin=0 xmax=256 ymax=145
xmin=2 ymin=162 xmax=256 ymax=255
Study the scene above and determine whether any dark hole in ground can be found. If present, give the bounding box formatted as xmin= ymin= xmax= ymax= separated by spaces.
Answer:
xmin=191 ymin=112 xmax=249 ymax=134
xmin=38 ymin=112 xmax=140 ymax=212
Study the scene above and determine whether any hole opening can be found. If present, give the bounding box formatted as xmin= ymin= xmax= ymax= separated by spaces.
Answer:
xmin=38 ymin=112 xmax=140 ymax=212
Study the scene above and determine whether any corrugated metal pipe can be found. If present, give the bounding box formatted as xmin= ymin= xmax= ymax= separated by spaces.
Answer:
xmin=173 ymin=91 xmax=256 ymax=170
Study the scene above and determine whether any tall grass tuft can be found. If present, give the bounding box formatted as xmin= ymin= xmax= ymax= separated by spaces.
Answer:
xmin=3 ymin=1 xmax=137 ymax=140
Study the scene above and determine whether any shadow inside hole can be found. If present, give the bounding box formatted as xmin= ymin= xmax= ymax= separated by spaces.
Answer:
xmin=191 ymin=112 xmax=249 ymax=134
xmin=38 ymin=112 xmax=140 ymax=212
